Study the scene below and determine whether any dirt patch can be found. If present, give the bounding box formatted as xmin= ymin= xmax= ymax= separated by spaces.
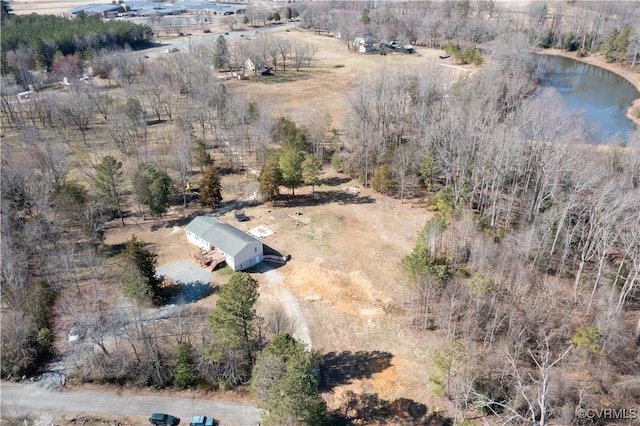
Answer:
xmin=99 ymin=166 xmax=443 ymax=410
xmin=209 ymin=169 xmax=447 ymax=409
xmin=103 ymin=210 xmax=200 ymax=265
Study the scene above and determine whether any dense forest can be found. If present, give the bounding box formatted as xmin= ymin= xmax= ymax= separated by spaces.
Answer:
xmin=1 ymin=1 xmax=639 ymax=425
xmin=1 ymin=12 xmax=153 ymax=86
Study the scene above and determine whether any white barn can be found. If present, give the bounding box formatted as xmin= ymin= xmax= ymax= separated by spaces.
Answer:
xmin=185 ymin=216 xmax=263 ymax=271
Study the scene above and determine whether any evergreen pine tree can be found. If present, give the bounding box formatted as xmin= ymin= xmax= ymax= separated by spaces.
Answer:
xmin=121 ymin=235 xmax=161 ymax=304
xmin=302 ymin=154 xmax=322 ymax=199
xmin=259 ymin=151 xmax=282 ymax=202
xmin=174 ymin=341 xmax=200 ymax=389
xmin=199 ymin=166 xmax=222 ymax=208
xmin=93 ymin=155 xmax=124 ymax=224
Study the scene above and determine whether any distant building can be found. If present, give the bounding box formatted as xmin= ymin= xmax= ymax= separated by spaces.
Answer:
xmin=67 ymin=1 xmax=245 ymax=19
xmin=185 ymin=216 xmax=264 ymax=271
xmin=402 ymin=44 xmax=415 ymax=54
xmin=244 ymin=58 xmax=272 ymax=76
xmin=379 ymin=39 xmax=401 ymax=51
xmin=69 ymin=4 xmax=127 ymax=18
xmin=354 ymin=36 xmax=375 ymax=53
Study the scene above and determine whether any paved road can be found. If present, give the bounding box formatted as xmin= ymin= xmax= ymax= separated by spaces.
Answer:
xmin=1 ymin=382 xmax=260 ymax=426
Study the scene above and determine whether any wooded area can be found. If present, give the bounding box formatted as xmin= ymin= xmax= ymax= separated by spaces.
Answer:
xmin=1 ymin=1 xmax=639 ymax=425
xmin=1 ymin=13 xmax=153 ymax=87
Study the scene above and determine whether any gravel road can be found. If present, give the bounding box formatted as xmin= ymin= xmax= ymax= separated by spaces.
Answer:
xmin=1 ymin=382 xmax=260 ymax=426
xmin=157 ymin=261 xmax=212 ymax=304
xmin=258 ymin=265 xmax=312 ymax=347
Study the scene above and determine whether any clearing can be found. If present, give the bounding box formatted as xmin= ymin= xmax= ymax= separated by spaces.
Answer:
xmin=103 ymin=165 xmax=445 ymax=416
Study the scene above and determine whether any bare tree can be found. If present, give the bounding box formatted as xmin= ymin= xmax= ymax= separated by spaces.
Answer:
xmin=5 ymin=45 xmax=37 ymax=89
xmin=111 ymin=52 xmax=144 ymax=87
xmin=472 ymin=336 xmax=572 ymax=426
xmin=277 ymin=38 xmax=291 ymax=71
xmin=263 ymin=35 xmax=280 ymax=72
xmin=171 ymin=118 xmax=194 ymax=207
xmin=291 ymin=40 xmax=316 ymax=71
xmin=108 ymin=111 xmax=148 ymax=162
xmin=138 ymin=63 xmax=173 ymax=123
xmin=86 ymin=91 xmax=114 ymax=121
xmin=59 ymin=89 xmax=96 ymax=145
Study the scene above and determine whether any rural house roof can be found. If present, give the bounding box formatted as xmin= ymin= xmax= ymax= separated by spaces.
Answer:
xmin=186 ymin=216 xmax=260 ymax=257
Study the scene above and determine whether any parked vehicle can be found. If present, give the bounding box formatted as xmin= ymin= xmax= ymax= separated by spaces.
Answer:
xmin=68 ymin=326 xmax=81 ymax=342
xmin=189 ymin=415 xmax=215 ymax=426
xmin=149 ymin=413 xmax=180 ymax=426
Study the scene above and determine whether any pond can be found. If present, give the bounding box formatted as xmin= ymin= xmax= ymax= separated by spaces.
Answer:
xmin=539 ymin=54 xmax=639 ymax=144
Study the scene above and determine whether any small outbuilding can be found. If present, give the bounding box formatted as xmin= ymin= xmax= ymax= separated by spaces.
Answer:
xmin=185 ymin=216 xmax=263 ymax=271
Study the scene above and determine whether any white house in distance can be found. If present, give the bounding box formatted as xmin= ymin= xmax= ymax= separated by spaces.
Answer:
xmin=185 ymin=216 xmax=263 ymax=271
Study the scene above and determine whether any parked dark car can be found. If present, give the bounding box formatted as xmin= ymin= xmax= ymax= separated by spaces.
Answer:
xmin=149 ymin=413 xmax=180 ymax=426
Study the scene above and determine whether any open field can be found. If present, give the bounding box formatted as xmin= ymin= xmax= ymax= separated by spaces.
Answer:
xmin=7 ymin=0 xmax=89 ymax=15
xmin=226 ymin=30 xmax=467 ymax=129
xmin=61 ymin=30 xmax=462 ymax=420
xmin=102 ymin=163 xmax=445 ymax=414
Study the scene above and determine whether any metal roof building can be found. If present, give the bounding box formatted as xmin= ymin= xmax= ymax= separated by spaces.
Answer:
xmin=185 ymin=216 xmax=263 ymax=271
xmin=69 ymin=3 xmax=127 ymax=17
xmin=68 ymin=1 xmax=245 ymax=18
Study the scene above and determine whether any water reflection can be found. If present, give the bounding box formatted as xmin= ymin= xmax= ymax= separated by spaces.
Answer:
xmin=539 ymin=55 xmax=639 ymax=144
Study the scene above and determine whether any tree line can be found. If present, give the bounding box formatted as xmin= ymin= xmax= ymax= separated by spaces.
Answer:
xmin=297 ymin=1 xmax=639 ymax=66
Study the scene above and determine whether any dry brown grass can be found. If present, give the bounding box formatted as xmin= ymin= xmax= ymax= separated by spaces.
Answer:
xmin=228 ymin=30 xmax=466 ymax=129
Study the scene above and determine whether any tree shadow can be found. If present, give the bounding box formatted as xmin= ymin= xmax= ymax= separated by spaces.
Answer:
xmin=162 ymin=210 xmax=209 ymax=228
xmin=254 ymin=69 xmax=315 ymax=84
xmin=320 ymin=351 xmax=393 ymax=391
xmin=103 ymin=242 xmax=126 ymax=257
xmin=146 ymin=118 xmax=167 ymax=126
xmin=162 ymin=280 xmax=219 ymax=305
xmin=272 ymin=191 xmax=375 ymax=208
xmin=322 ymin=176 xmax=352 ymax=187
xmin=211 ymin=199 xmax=259 ymax=217
xmin=328 ymin=392 xmax=452 ymax=426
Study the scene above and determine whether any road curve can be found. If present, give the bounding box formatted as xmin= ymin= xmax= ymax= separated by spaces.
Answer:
xmin=0 ymin=382 xmax=260 ymax=426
